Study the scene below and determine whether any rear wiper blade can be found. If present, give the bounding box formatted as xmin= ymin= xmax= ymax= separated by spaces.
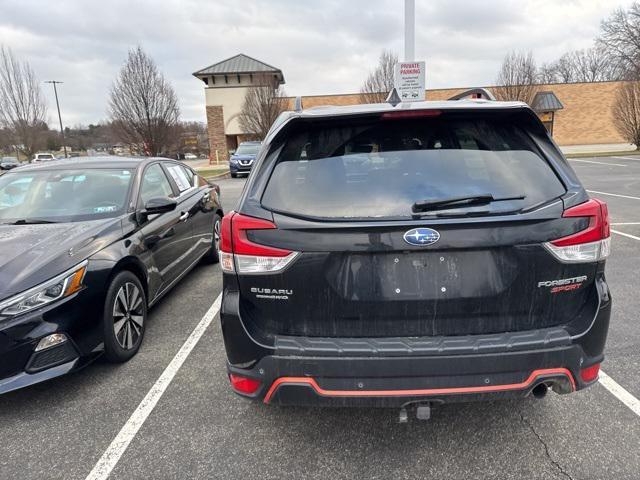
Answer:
xmin=10 ymin=218 xmax=58 ymax=225
xmin=411 ymin=194 xmax=526 ymax=214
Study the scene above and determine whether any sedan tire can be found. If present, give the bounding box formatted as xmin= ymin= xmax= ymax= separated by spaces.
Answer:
xmin=103 ymin=271 xmax=147 ymax=363
xmin=202 ymin=213 xmax=221 ymax=264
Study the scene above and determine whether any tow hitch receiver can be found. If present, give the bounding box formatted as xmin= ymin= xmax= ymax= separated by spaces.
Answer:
xmin=399 ymin=403 xmax=432 ymax=423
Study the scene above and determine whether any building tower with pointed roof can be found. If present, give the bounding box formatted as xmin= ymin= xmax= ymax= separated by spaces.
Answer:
xmin=193 ymin=54 xmax=285 ymax=161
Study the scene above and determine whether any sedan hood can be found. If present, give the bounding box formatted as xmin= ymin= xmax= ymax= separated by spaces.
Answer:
xmin=231 ymin=154 xmax=256 ymax=161
xmin=0 ymin=218 xmax=123 ymax=300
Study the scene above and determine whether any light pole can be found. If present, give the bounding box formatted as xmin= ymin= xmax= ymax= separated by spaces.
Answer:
xmin=404 ymin=0 xmax=415 ymax=61
xmin=45 ymin=80 xmax=68 ymax=158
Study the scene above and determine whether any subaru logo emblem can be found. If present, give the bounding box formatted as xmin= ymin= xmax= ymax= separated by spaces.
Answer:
xmin=403 ymin=228 xmax=440 ymax=246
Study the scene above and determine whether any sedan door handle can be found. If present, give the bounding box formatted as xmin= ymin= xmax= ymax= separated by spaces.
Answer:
xmin=179 ymin=211 xmax=190 ymax=222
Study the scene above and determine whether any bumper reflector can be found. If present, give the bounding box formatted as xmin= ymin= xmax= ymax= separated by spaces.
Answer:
xmin=580 ymin=363 xmax=601 ymax=382
xmin=35 ymin=333 xmax=68 ymax=352
xmin=229 ymin=373 xmax=262 ymax=395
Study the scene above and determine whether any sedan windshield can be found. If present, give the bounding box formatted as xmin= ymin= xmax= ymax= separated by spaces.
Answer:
xmin=235 ymin=144 xmax=260 ymax=155
xmin=0 ymin=168 xmax=134 ymax=223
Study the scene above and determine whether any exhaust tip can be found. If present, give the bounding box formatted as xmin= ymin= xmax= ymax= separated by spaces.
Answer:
xmin=531 ymin=383 xmax=548 ymax=399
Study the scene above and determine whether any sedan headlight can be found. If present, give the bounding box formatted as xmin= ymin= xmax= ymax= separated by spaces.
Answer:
xmin=0 ymin=261 xmax=88 ymax=319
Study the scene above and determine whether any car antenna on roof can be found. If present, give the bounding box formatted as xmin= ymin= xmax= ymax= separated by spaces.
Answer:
xmin=386 ymin=87 xmax=402 ymax=107
xmin=294 ymin=96 xmax=303 ymax=112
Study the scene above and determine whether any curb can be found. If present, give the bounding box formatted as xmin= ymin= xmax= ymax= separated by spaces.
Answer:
xmin=203 ymin=171 xmax=231 ymax=181
xmin=565 ymin=152 xmax=640 ymax=159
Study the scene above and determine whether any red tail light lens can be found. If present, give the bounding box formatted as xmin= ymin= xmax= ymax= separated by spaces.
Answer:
xmin=229 ymin=373 xmax=262 ymax=394
xmin=231 ymin=213 xmax=292 ymax=257
xmin=544 ymin=199 xmax=611 ymax=263
xmin=220 ymin=211 xmax=235 ymax=253
xmin=381 ymin=109 xmax=441 ymax=120
xmin=551 ymin=199 xmax=610 ymax=247
xmin=580 ymin=363 xmax=600 ymax=383
xmin=219 ymin=212 xmax=300 ymax=274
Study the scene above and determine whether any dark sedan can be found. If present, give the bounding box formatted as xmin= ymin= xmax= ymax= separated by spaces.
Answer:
xmin=0 ymin=157 xmax=223 ymax=394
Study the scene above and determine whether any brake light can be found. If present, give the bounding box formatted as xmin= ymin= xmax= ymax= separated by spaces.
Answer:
xmin=381 ymin=109 xmax=442 ymax=120
xmin=544 ymin=199 xmax=611 ymax=263
xmin=580 ymin=363 xmax=600 ymax=383
xmin=229 ymin=373 xmax=262 ymax=394
xmin=219 ymin=212 xmax=299 ymax=274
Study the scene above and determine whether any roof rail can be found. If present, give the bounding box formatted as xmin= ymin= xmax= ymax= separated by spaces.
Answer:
xmin=448 ymin=88 xmax=496 ymax=101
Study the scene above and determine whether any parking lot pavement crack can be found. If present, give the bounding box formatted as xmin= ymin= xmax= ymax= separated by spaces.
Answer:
xmin=518 ymin=410 xmax=575 ymax=480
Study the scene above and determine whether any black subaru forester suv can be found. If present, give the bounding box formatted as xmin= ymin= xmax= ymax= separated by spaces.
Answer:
xmin=219 ymin=99 xmax=611 ymax=408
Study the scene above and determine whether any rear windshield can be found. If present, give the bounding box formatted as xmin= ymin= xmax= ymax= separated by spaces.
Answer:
xmin=261 ymin=114 xmax=566 ymax=220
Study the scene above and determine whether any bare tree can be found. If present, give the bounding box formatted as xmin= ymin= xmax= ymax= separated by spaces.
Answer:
xmin=108 ymin=46 xmax=180 ymax=156
xmin=494 ymin=51 xmax=539 ymax=105
xmin=599 ymin=3 xmax=640 ymax=79
xmin=238 ymin=78 xmax=287 ymax=140
xmin=540 ymin=47 xmax=621 ymax=85
xmin=0 ymin=46 xmax=48 ymax=159
xmin=538 ymin=63 xmax=559 ymax=84
xmin=553 ymin=52 xmax=577 ymax=83
xmin=571 ymin=47 xmax=618 ymax=82
xmin=359 ymin=50 xmax=398 ymax=104
xmin=613 ymin=81 xmax=640 ymax=148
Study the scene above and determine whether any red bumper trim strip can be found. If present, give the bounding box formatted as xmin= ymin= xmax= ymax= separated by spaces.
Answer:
xmin=263 ymin=368 xmax=576 ymax=404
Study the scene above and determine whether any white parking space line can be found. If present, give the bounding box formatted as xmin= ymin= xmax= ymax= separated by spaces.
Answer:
xmin=569 ymin=159 xmax=627 ymax=167
xmin=611 ymin=222 xmax=640 ymax=226
xmin=599 ymin=371 xmax=640 ymax=417
xmin=613 ymin=156 xmax=640 ymax=162
xmin=587 ymin=190 xmax=640 ymax=201
xmin=85 ymin=293 xmax=223 ymax=480
xmin=611 ymin=229 xmax=640 ymax=241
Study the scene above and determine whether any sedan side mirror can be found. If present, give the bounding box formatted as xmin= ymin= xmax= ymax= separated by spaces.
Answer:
xmin=137 ymin=196 xmax=177 ymax=223
xmin=144 ymin=196 xmax=177 ymax=215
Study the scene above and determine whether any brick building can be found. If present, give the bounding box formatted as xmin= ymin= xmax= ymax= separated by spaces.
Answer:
xmin=194 ymin=54 xmax=630 ymax=159
xmin=193 ymin=54 xmax=285 ymax=161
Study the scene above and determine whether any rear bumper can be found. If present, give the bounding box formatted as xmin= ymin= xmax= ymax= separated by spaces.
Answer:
xmin=227 ymin=344 xmax=598 ymax=407
xmin=221 ymin=277 xmax=611 ymax=407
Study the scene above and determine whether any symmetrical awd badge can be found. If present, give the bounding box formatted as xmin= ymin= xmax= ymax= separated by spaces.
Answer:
xmin=403 ymin=228 xmax=440 ymax=246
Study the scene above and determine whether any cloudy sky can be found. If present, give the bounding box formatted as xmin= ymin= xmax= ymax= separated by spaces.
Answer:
xmin=0 ymin=0 xmax=634 ymax=126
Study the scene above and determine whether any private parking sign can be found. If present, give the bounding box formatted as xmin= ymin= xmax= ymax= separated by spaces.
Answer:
xmin=394 ymin=61 xmax=426 ymax=102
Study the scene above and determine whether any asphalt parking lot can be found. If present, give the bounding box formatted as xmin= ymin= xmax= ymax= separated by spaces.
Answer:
xmin=1 ymin=158 xmax=639 ymax=480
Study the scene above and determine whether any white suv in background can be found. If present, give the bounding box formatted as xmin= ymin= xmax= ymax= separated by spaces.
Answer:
xmin=32 ymin=153 xmax=56 ymax=163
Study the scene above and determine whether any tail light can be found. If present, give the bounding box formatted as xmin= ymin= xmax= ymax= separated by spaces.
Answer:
xmin=229 ymin=373 xmax=262 ymax=394
xmin=219 ymin=212 xmax=299 ymax=274
xmin=381 ymin=109 xmax=441 ymax=120
xmin=580 ymin=363 xmax=600 ymax=383
xmin=544 ymin=199 xmax=611 ymax=263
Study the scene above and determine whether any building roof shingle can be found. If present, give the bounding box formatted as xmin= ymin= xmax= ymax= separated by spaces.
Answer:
xmin=532 ymin=91 xmax=564 ymax=112
xmin=193 ymin=54 xmax=283 ymax=77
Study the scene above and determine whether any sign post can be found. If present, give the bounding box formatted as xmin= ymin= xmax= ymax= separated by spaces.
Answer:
xmin=394 ymin=61 xmax=426 ymax=102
